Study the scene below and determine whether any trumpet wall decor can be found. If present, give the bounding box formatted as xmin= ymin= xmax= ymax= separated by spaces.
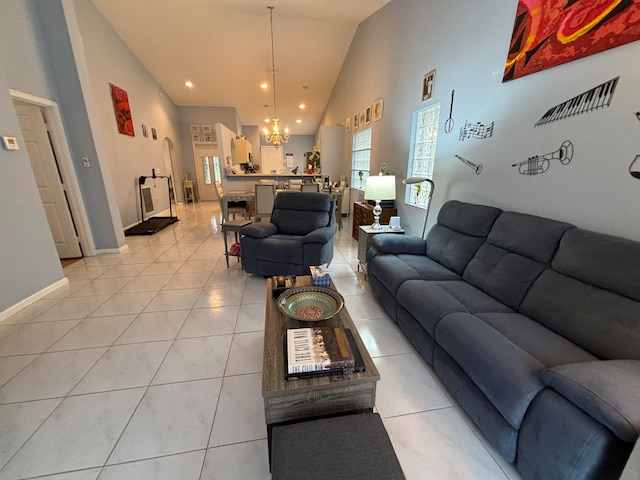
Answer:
xmin=455 ymin=155 xmax=483 ymax=175
xmin=512 ymin=140 xmax=573 ymax=176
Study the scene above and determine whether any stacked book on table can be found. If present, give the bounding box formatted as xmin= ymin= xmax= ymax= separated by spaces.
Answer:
xmin=285 ymin=326 xmax=365 ymax=380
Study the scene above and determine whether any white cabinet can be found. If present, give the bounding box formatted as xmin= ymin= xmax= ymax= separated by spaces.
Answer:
xmin=233 ymin=137 xmax=252 ymax=165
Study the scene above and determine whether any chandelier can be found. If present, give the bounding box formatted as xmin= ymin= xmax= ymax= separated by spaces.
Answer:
xmin=262 ymin=6 xmax=289 ymax=145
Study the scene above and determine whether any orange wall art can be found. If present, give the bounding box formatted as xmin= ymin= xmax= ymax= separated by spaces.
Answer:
xmin=504 ymin=0 xmax=640 ymax=81
xmin=109 ymin=83 xmax=135 ymax=136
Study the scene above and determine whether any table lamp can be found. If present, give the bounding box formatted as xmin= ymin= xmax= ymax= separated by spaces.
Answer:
xmin=364 ymin=175 xmax=396 ymax=229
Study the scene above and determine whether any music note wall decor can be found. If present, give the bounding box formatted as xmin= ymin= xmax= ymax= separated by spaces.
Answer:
xmin=459 ymin=120 xmax=495 ymax=141
xmin=455 ymin=155 xmax=483 ymax=175
xmin=512 ymin=140 xmax=573 ymax=176
xmin=534 ymin=77 xmax=618 ymax=127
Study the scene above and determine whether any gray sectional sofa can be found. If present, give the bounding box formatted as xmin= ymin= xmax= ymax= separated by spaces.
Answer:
xmin=366 ymin=200 xmax=639 ymax=480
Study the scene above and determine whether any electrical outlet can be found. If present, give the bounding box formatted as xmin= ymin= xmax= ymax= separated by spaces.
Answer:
xmin=82 ymin=157 xmax=90 ymax=167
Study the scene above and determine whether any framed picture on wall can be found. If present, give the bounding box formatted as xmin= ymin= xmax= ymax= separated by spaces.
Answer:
xmin=373 ymin=98 xmax=384 ymax=121
xmin=192 ymin=133 xmax=200 ymax=142
xmin=202 ymin=124 xmax=212 ymax=133
xmin=422 ymin=69 xmax=436 ymax=102
xmin=151 ymin=128 xmax=157 ymax=140
xmin=204 ymin=133 xmax=212 ymax=142
xmin=141 ymin=124 xmax=149 ymax=137
xmin=359 ymin=112 xmax=365 ymax=127
xmin=365 ymin=105 xmax=372 ymax=125
xmin=353 ymin=113 xmax=359 ymax=131
xmin=345 ymin=117 xmax=351 ymax=132
xmin=190 ymin=124 xmax=200 ymax=133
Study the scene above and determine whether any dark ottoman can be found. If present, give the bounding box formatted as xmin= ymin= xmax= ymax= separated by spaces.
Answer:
xmin=271 ymin=413 xmax=405 ymax=479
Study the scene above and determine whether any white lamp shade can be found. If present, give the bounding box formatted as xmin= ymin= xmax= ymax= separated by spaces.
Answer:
xmin=364 ymin=175 xmax=396 ymax=200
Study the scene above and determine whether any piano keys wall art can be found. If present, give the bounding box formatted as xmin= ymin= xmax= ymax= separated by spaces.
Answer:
xmin=504 ymin=1 xmax=640 ymax=82
xmin=534 ymin=77 xmax=619 ymax=127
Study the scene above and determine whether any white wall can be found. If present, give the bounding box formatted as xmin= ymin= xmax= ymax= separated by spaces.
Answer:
xmin=73 ymin=0 xmax=183 ymax=227
xmin=323 ymin=0 xmax=640 ymax=241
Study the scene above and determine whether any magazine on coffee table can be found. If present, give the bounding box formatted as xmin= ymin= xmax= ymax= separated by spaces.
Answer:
xmin=285 ymin=327 xmax=365 ymax=380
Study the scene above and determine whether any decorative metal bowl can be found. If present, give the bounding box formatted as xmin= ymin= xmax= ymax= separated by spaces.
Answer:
xmin=277 ymin=286 xmax=345 ymax=322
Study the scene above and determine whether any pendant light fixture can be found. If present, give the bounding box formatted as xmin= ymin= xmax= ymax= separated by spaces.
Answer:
xmin=262 ymin=6 xmax=289 ymax=145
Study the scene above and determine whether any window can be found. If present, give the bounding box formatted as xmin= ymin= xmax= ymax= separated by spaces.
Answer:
xmin=405 ymin=104 xmax=440 ymax=208
xmin=351 ymin=128 xmax=372 ymax=190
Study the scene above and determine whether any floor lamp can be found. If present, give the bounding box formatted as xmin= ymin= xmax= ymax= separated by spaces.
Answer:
xmin=403 ymin=177 xmax=435 ymax=238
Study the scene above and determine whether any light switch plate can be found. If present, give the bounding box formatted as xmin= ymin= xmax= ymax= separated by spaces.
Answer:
xmin=2 ymin=136 xmax=19 ymax=150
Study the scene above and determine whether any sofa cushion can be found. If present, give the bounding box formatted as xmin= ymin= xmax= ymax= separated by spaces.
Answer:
xmin=255 ymin=235 xmax=304 ymax=263
xmin=476 ymin=312 xmax=596 ymax=367
xmin=541 ymin=360 xmax=640 ymax=442
xmin=368 ymin=255 xmax=423 ymax=297
xmin=271 ymin=192 xmax=332 ymax=235
xmin=435 ymin=312 xmax=545 ymax=429
xmin=425 ymin=200 xmax=502 ymax=274
xmin=553 ymin=228 xmax=640 ymax=302
xmin=521 ymin=270 xmax=640 ymax=360
xmin=396 ymin=254 xmax=460 ymax=281
xmin=397 ymin=280 xmax=512 ymax=338
xmin=463 ymin=212 xmax=574 ymax=310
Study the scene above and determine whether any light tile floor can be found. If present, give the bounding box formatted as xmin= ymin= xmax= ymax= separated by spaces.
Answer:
xmin=0 ymin=201 xmax=524 ymax=480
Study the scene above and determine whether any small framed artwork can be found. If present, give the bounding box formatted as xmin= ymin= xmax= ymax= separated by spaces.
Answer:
xmin=204 ymin=133 xmax=212 ymax=142
xmin=190 ymin=124 xmax=200 ymax=133
xmin=422 ymin=69 xmax=436 ymax=102
xmin=202 ymin=124 xmax=212 ymax=133
xmin=353 ymin=113 xmax=359 ymax=131
xmin=151 ymin=128 xmax=157 ymax=140
xmin=373 ymin=98 xmax=384 ymax=121
xmin=141 ymin=124 xmax=149 ymax=137
xmin=359 ymin=112 xmax=365 ymax=127
xmin=365 ymin=105 xmax=372 ymax=125
xmin=345 ymin=117 xmax=351 ymax=133
xmin=192 ymin=133 xmax=200 ymax=142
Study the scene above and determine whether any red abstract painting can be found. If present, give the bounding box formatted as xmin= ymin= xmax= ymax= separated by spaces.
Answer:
xmin=109 ymin=83 xmax=135 ymax=136
xmin=504 ymin=0 xmax=640 ymax=82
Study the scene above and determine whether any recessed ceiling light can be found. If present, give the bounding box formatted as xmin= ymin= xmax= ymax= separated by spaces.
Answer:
xmin=260 ymin=83 xmax=268 ymax=90
xmin=296 ymin=119 xmax=302 ymax=124
xmin=185 ymin=81 xmax=193 ymax=87
xmin=298 ymin=104 xmax=305 ymax=109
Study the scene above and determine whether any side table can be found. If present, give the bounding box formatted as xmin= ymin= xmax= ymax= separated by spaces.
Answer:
xmin=357 ymin=225 xmax=404 ymax=276
xmin=222 ymin=219 xmax=251 ymax=268
xmin=183 ymin=180 xmax=197 ymax=203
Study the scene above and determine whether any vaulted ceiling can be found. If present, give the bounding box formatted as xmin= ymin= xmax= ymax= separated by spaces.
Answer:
xmin=92 ymin=0 xmax=391 ymax=135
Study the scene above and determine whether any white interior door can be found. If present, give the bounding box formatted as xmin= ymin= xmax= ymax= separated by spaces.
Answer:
xmin=14 ymin=102 xmax=82 ymax=259
xmin=194 ymin=144 xmax=219 ymax=201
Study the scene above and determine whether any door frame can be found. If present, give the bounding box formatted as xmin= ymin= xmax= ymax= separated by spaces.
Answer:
xmin=192 ymin=141 xmax=219 ymax=201
xmin=10 ymin=89 xmax=97 ymax=257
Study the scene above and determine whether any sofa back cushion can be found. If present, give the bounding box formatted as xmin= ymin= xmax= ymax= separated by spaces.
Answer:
xmin=463 ymin=212 xmax=574 ymax=310
xmin=426 ymin=200 xmax=502 ymax=275
xmin=271 ymin=192 xmax=333 ymax=236
xmin=520 ymin=228 xmax=640 ymax=360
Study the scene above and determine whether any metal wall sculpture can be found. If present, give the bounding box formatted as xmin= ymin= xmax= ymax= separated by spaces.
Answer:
xmin=459 ymin=120 xmax=495 ymax=141
xmin=512 ymin=140 xmax=574 ymax=176
xmin=535 ymin=77 xmax=619 ymax=127
xmin=455 ymin=155 xmax=483 ymax=175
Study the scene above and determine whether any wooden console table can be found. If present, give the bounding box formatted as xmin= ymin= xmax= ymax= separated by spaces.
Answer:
xmin=352 ymin=202 xmax=397 ymax=240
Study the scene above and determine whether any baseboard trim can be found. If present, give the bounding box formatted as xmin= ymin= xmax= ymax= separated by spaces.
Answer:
xmin=96 ymin=244 xmax=129 ymax=255
xmin=0 ymin=277 xmax=70 ymax=323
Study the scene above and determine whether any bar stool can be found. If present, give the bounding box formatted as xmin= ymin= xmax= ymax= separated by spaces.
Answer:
xmin=222 ymin=218 xmax=251 ymax=268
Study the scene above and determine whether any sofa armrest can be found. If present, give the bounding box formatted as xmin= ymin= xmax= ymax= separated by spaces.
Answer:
xmin=303 ymin=226 xmax=334 ymax=244
xmin=371 ymin=234 xmax=426 ymax=255
xmin=541 ymin=360 xmax=640 ymax=442
xmin=240 ymin=222 xmax=278 ymax=238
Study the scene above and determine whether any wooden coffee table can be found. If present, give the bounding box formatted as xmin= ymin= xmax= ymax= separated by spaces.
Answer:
xmin=262 ymin=276 xmax=380 ymax=427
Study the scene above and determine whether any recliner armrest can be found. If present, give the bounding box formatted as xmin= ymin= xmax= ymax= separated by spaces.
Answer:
xmin=303 ymin=227 xmax=334 ymax=244
xmin=371 ymin=234 xmax=426 ymax=255
xmin=541 ymin=360 xmax=640 ymax=442
xmin=240 ymin=222 xmax=278 ymax=238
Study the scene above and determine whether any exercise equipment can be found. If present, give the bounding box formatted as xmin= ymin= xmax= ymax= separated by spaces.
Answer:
xmin=124 ymin=169 xmax=178 ymax=236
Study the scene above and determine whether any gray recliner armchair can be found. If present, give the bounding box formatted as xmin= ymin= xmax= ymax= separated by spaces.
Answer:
xmin=240 ymin=192 xmax=335 ymax=276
